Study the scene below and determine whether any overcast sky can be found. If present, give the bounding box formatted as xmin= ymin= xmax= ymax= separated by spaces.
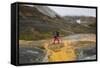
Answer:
xmin=48 ymin=6 xmax=96 ymax=17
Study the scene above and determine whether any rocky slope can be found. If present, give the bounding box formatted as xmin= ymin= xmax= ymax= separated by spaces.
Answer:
xmin=19 ymin=4 xmax=96 ymax=40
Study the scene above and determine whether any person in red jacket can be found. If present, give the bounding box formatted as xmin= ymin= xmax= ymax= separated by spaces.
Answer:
xmin=52 ymin=31 xmax=60 ymax=44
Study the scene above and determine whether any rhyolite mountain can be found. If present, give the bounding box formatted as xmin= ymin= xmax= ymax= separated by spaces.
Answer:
xmin=19 ymin=5 xmax=96 ymax=40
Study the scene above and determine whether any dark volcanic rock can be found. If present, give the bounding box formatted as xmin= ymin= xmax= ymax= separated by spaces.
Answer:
xmin=76 ymin=46 xmax=96 ymax=60
xmin=19 ymin=46 xmax=46 ymax=64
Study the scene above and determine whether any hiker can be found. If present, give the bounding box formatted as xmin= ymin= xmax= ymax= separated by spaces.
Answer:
xmin=52 ymin=31 xmax=61 ymax=44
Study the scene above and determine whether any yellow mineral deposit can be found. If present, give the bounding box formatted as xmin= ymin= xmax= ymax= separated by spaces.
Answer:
xmin=44 ymin=40 xmax=77 ymax=62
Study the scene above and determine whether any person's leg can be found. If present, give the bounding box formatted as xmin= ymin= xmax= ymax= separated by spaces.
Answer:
xmin=56 ymin=37 xmax=60 ymax=44
xmin=53 ymin=36 xmax=61 ymax=44
xmin=53 ymin=37 xmax=56 ymax=44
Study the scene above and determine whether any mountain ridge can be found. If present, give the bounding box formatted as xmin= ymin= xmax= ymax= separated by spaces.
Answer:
xmin=19 ymin=5 xmax=96 ymax=40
